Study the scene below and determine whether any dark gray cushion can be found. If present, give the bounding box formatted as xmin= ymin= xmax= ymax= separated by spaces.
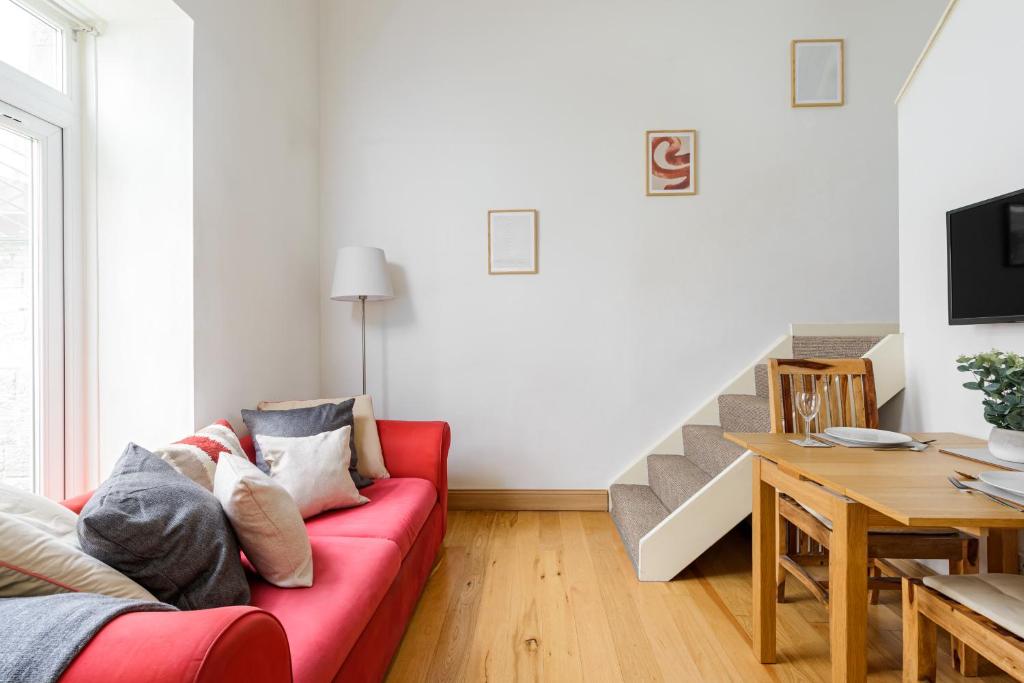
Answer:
xmin=77 ymin=443 xmax=250 ymax=610
xmin=242 ymin=399 xmax=372 ymax=488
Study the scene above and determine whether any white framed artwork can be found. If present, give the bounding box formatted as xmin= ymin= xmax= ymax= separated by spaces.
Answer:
xmin=791 ymin=39 xmax=844 ymax=107
xmin=488 ymin=209 xmax=538 ymax=275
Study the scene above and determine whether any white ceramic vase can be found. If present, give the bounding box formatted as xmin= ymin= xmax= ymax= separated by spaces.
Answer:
xmin=989 ymin=426 xmax=1024 ymax=463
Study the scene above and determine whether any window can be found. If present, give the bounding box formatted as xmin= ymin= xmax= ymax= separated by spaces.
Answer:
xmin=0 ymin=102 xmax=63 ymax=496
xmin=0 ymin=0 xmax=83 ymax=497
xmin=0 ymin=0 xmax=64 ymax=93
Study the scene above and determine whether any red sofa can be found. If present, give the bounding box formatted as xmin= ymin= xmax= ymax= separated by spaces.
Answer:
xmin=58 ymin=419 xmax=451 ymax=683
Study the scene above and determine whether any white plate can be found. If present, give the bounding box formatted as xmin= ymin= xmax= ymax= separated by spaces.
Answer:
xmin=823 ymin=427 xmax=913 ymax=446
xmin=978 ymin=471 xmax=1024 ymax=497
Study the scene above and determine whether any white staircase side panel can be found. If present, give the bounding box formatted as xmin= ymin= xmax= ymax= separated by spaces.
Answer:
xmin=637 ymin=452 xmax=753 ymax=581
xmin=610 ymin=334 xmax=791 ymax=490
xmin=863 ymin=333 xmax=905 ymax=406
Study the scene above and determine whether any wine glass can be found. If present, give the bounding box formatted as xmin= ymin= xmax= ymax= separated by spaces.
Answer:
xmin=795 ymin=389 xmax=821 ymax=446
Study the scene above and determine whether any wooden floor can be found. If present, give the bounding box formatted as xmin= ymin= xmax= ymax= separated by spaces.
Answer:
xmin=387 ymin=511 xmax=1014 ymax=682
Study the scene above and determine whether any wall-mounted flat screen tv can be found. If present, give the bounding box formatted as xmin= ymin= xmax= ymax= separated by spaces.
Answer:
xmin=947 ymin=187 xmax=1024 ymax=325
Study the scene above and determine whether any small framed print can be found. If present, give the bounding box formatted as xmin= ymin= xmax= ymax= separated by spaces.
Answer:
xmin=488 ymin=209 xmax=538 ymax=274
xmin=646 ymin=130 xmax=697 ymax=196
xmin=791 ymin=39 xmax=844 ymax=107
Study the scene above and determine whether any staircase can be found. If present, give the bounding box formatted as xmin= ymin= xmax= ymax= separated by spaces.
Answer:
xmin=609 ymin=324 xmax=905 ymax=581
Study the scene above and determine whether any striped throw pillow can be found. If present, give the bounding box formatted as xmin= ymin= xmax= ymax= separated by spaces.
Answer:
xmin=153 ymin=420 xmax=248 ymax=491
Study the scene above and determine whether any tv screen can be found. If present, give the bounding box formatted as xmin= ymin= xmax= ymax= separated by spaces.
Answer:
xmin=947 ymin=187 xmax=1024 ymax=325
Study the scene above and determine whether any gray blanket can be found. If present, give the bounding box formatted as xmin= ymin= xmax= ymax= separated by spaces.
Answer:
xmin=0 ymin=592 xmax=177 ymax=683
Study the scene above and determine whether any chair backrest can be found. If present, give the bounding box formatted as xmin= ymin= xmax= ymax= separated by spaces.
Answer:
xmin=767 ymin=358 xmax=879 ymax=433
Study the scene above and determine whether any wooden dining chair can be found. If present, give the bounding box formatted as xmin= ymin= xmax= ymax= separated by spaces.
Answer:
xmin=904 ymin=576 xmax=1024 ymax=682
xmin=768 ymin=359 xmax=978 ymax=609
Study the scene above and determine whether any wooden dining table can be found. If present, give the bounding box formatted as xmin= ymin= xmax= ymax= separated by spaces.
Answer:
xmin=724 ymin=431 xmax=1024 ymax=683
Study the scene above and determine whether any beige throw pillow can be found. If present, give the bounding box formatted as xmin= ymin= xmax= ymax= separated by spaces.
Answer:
xmin=0 ymin=484 xmax=157 ymax=601
xmin=257 ymin=395 xmax=389 ymax=480
xmin=256 ymin=426 xmax=369 ymax=519
xmin=214 ymin=453 xmax=313 ymax=588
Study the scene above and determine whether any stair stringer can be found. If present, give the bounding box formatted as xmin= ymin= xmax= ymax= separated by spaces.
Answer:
xmin=638 ymin=452 xmax=753 ymax=581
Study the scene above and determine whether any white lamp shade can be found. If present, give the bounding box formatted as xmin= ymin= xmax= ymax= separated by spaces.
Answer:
xmin=330 ymin=247 xmax=395 ymax=302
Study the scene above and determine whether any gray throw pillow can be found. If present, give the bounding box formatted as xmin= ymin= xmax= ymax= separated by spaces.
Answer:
xmin=77 ymin=443 xmax=250 ymax=610
xmin=241 ymin=399 xmax=372 ymax=488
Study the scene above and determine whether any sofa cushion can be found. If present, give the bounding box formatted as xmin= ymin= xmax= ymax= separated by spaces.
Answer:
xmin=248 ymin=536 xmax=401 ymax=683
xmin=0 ymin=506 xmax=156 ymax=601
xmin=78 ymin=443 xmax=250 ymax=610
xmin=214 ymin=452 xmax=313 ymax=588
xmin=256 ymin=427 xmax=369 ymax=519
xmin=303 ymin=478 xmax=436 ymax=557
xmin=258 ymin=395 xmax=389 ymax=480
xmin=152 ymin=420 xmax=250 ymax=491
xmin=242 ymin=400 xmax=372 ymax=488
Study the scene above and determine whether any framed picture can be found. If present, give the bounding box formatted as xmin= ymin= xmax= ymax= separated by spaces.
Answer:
xmin=791 ymin=39 xmax=844 ymax=107
xmin=646 ymin=130 xmax=697 ymax=196
xmin=488 ymin=209 xmax=538 ymax=274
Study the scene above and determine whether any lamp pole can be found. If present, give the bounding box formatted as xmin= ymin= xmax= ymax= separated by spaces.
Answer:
xmin=360 ymin=294 xmax=367 ymax=395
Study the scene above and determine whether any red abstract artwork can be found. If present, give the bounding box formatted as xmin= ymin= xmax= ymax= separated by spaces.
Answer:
xmin=646 ymin=130 xmax=697 ymax=195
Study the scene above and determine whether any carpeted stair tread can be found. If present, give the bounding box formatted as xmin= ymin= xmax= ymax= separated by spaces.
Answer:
xmin=791 ymin=335 xmax=882 ymax=359
xmin=647 ymin=454 xmax=712 ymax=512
xmin=755 ymin=363 xmax=769 ymax=398
xmin=717 ymin=394 xmax=770 ymax=433
xmin=610 ymin=484 xmax=670 ymax=571
xmin=682 ymin=425 xmax=747 ymax=478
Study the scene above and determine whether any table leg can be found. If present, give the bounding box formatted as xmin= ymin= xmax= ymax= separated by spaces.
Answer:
xmin=752 ymin=457 xmax=777 ymax=664
xmin=829 ymin=497 xmax=868 ymax=683
xmin=987 ymin=528 xmax=1020 ymax=574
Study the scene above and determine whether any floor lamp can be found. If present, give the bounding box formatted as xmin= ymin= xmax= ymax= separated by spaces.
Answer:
xmin=330 ymin=247 xmax=394 ymax=395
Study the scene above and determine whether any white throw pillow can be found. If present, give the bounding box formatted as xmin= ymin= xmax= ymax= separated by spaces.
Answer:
xmin=0 ymin=484 xmax=157 ymax=601
xmin=0 ymin=481 xmax=79 ymax=545
xmin=214 ymin=452 xmax=314 ymax=588
xmin=257 ymin=395 xmax=389 ymax=480
xmin=256 ymin=426 xmax=369 ymax=519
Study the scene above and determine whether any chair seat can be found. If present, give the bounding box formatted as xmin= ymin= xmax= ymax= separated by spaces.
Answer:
xmin=924 ymin=574 xmax=1024 ymax=639
xmin=800 ymin=503 xmax=956 ymax=536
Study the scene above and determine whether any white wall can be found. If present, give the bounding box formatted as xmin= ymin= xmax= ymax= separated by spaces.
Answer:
xmin=319 ymin=0 xmax=946 ymax=489
xmin=88 ymin=0 xmax=194 ymax=476
xmin=87 ymin=0 xmax=321 ymax=478
xmin=174 ymin=0 xmax=322 ymax=435
xmin=898 ymin=0 xmax=1024 ymax=437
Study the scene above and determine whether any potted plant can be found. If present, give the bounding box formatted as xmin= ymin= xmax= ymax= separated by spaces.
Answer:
xmin=957 ymin=350 xmax=1024 ymax=462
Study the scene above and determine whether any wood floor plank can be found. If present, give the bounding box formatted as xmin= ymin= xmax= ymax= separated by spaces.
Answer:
xmin=421 ymin=511 xmax=496 ymax=681
xmin=557 ymin=511 xmax=626 ymax=683
xmin=386 ymin=512 xmax=1015 ymax=683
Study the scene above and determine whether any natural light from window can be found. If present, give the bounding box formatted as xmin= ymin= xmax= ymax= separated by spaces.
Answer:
xmin=0 ymin=125 xmax=35 ymax=492
xmin=0 ymin=0 xmax=63 ymax=92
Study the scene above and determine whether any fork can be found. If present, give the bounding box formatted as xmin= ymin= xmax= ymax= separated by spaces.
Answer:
xmin=947 ymin=475 xmax=1024 ymax=511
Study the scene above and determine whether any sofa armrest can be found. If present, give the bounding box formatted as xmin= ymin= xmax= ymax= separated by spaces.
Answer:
xmin=60 ymin=606 xmax=290 ymax=683
xmin=61 ymin=492 xmax=92 ymax=514
xmin=377 ymin=420 xmax=450 ymax=531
